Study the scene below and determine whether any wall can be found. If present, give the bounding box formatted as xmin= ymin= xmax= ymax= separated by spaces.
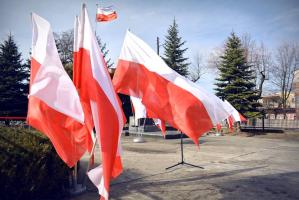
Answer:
xmin=294 ymin=70 xmax=299 ymax=119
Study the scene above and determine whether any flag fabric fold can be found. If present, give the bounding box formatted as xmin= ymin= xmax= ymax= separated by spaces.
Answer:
xmin=74 ymin=5 xmax=125 ymax=200
xmin=73 ymin=15 xmax=95 ymax=154
xmin=131 ymin=96 xmax=166 ymax=134
xmin=224 ymin=100 xmax=247 ymax=122
xmin=130 ymin=96 xmax=147 ymax=124
xmin=153 ymin=118 xmax=166 ymax=135
xmin=227 ymin=115 xmax=234 ymax=132
xmin=113 ymin=31 xmax=231 ymax=145
xmin=96 ymin=6 xmax=117 ymax=22
xmin=27 ymin=13 xmax=88 ymax=167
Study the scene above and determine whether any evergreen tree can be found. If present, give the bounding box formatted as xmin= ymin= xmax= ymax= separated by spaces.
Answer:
xmin=163 ymin=19 xmax=189 ymax=77
xmin=215 ymin=32 xmax=260 ymax=118
xmin=96 ymin=36 xmax=114 ymax=68
xmin=0 ymin=34 xmax=29 ymax=118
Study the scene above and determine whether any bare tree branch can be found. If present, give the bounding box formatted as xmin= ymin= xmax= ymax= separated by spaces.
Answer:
xmin=189 ymin=52 xmax=206 ymax=82
xmin=241 ymin=33 xmax=271 ymax=98
xmin=207 ymin=46 xmax=224 ymax=70
xmin=270 ymin=42 xmax=299 ymax=112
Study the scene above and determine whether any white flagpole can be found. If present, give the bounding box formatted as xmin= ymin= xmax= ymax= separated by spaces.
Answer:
xmin=95 ymin=3 xmax=98 ymax=35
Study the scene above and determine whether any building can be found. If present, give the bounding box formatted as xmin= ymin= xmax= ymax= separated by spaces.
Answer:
xmin=260 ymin=92 xmax=296 ymax=120
xmin=294 ymin=69 xmax=299 ymax=118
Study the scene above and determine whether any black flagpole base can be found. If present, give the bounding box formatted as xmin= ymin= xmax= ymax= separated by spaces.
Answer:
xmin=165 ymin=161 xmax=204 ymax=170
xmin=165 ymin=132 xmax=204 ymax=170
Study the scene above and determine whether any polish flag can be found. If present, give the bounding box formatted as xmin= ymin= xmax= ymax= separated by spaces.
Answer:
xmin=153 ymin=118 xmax=166 ymax=135
xmin=131 ymin=96 xmax=166 ymax=134
xmin=27 ymin=13 xmax=88 ymax=167
xmin=74 ymin=5 xmax=125 ymax=200
xmin=130 ymin=96 xmax=146 ymax=123
xmin=227 ymin=115 xmax=234 ymax=132
xmin=224 ymin=100 xmax=247 ymax=122
xmin=216 ymin=123 xmax=222 ymax=132
xmin=96 ymin=6 xmax=117 ymax=22
xmin=113 ymin=31 xmax=231 ymax=145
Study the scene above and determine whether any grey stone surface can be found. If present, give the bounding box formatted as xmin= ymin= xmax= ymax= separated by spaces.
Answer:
xmin=69 ymin=132 xmax=299 ymax=200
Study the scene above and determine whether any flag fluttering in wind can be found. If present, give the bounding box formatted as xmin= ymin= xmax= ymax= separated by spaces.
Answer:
xmin=153 ymin=118 xmax=166 ymax=135
xmin=131 ymin=96 xmax=166 ymax=134
xmin=224 ymin=100 xmax=247 ymax=122
xmin=113 ymin=31 xmax=231 ymax=145
xmin=74 ymin=5 xmax=125 ymax=200
xmin=130 ymin=96 xmax=147 ymax=123
xmin=96 ymin=6 xmax=117 ymax=22
xmin=27 ymin=13 xmax=88 ymax=167
xmin=222 ymin=100 xmax=247 ymax=133
xmin=227 ymin=115 xmax=234 ymax=132
xmin=216 ymin=123 xmax=222 ymax=132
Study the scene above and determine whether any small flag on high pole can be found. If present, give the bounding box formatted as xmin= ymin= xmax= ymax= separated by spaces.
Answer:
xmin=96 ymin=6 xmax=117 ymax=22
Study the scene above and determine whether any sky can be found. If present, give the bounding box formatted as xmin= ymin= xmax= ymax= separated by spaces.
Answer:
xmin=1 ymin=0 xmax=299 ymax=93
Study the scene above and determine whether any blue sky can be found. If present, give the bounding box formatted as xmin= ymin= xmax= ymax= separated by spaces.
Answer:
xmin=0 ymin=0 xmax=299 ymax=93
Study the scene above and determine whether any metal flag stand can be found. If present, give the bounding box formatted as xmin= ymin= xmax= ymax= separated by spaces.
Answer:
xmin=69 ymin=134 xmax=86 ymax=196
xmin=133 ymin=118 xmax=145 ymax=143
xmin=69 ymin=163 xmax=86 ymax=195
xmin=165 ymin=132 xmax=204 ymax=170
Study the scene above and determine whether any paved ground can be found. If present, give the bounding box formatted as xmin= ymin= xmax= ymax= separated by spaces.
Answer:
xmin=69 ymin=131 xmax=299 ymax=200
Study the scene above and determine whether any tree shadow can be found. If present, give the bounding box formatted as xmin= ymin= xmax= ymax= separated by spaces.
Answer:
xmin=217 ymin=171 xmax=299 ymax=200
xmin=74 ymin=157 xmax=299 ymax=200
xmin=108 ymin=166 xmax=269 ymax=199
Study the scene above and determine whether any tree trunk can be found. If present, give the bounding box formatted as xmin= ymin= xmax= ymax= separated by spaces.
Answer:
xmin=257 ymin=72 xmax=265 ymax=98
xmin=5 ymin=120 xmax=10 ymax=126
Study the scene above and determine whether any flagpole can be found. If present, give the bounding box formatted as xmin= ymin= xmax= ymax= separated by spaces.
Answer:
xmin=95 ymin=3 xmax=98 ymax=35
xmin=87 ymin=135 xmax=98 ymax=172
xmin=69 ymin=130 xmax=86 ymax=195
xmin=82 ymin=136 xmax=98 ymax=185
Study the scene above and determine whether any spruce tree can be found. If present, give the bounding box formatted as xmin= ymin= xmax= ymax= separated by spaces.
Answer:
xmin=0 ymin=34 xmax=29 ymax=118
xmin=215 ymin=32 xmax=260 ymax=118
xmin=96 ymin=36 xmax=114 ymax=68
xmin=163 ymin=19 xmax=189 ymax=77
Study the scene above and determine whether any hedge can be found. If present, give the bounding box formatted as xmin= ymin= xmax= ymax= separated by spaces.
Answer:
xmin=0 ymin=126 xmax=70 ymax=200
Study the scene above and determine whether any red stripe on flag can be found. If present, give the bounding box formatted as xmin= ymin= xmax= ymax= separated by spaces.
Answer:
xmin=73 ymin=51 xmax=95 ymax=153
xmin=113 ymin=59 xmax=213 ymax=145
xmin=96 ymin=13 xmax=117 ymax=22
xmin=228 ymin=115 xmax=234 ymax=133
xmin=27 ymin=58 xmax=88 ymax=167
xmin=27 ymin=96 xmax=87 ymax=167
xmin=239 ymin=113 xmax=247 ymax=122
xmin=216 ymin=123 xmax=222 ymax=132
xmin=76 ymin=48 xmax=123 ymax=198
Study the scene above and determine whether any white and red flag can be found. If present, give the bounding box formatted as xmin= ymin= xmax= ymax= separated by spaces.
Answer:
xmin=27 ymin=13 xmax=88 ymax=167
xmin=153 ymin=118 xmax=166 ymax=135
xmin=216 ymin=123 xmax=222 ymax=132
xmin=227 ymin=115 xmax=234 ymax=132
xmin=96 ymin=6 xmax=117 ymax=22
xmin=131 ymin=96 xmax=166 ymax=134
xmin=224 ymin=100 xmax=247 ymax=122
xmin=113 ymin=31 xmax=231 ymax=145
xmin=74 ymin=5 xmax=125 ymax=200
xmin=130 ymin=96 xmax=147 ymax=123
